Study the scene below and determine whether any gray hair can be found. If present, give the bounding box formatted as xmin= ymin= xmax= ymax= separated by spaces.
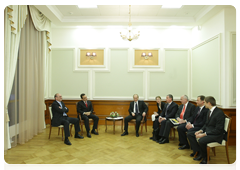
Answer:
xmin=133 ymin=94 xmax=139 ymax=98
xmin=183 ymin=95 xmax=189 ymax=101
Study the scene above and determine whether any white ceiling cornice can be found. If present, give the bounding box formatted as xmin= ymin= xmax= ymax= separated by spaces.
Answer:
xmin=34 ymin=5 xmax=233 ymax=28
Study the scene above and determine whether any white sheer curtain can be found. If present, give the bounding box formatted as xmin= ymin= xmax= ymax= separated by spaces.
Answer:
xmin=4 ymin=5 xmax=27 ymax=152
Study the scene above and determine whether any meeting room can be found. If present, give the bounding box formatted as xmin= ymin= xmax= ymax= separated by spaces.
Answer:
xmin=4 ymin=4 xmax=236 ymax=167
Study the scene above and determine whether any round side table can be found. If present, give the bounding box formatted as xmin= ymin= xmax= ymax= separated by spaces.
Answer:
xmin=105 ymin=117 xmax=123 ymax=134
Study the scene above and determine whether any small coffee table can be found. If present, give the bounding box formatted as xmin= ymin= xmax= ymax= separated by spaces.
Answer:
xmin=105 ymin=116 xmax=124 ymax=134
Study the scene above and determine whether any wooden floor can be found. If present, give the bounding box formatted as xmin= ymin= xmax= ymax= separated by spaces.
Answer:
xmin=4 ymin=125 xmax=236 ymax=164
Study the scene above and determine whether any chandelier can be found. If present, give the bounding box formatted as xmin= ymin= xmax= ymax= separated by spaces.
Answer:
xmin=120 ymin=5 xmax=140 ymax=41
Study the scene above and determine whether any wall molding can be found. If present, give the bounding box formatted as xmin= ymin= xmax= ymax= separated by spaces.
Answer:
xmin=74 ymin=47 xmax=110 ymax=72
xmin=229 ymin=32 xmax=236 ymax=107
xmin=190 ymin=33 xmax=221 ymax=105
xmin=128 ymin=48 xmax=165 ymax=72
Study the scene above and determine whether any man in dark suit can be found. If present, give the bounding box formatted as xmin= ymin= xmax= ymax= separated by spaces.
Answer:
xmin=154 ymin=94 xmax=178 ymax=143
xmin=77 ymin=93 xmax=99 ymax=138
xmin=177 ymin=95 xmax=208 ymax=151
xmin=51 ymin=93 xmax=83 ymax=145
xmin=121 ymin=94 xmax=148 ymax=137
xmin=149 ymin=96 xmax=166 ymax=140
xmin=158 ymin=95 xmax=195 ymax=144
xmin=187 ymin=96 xmax=225 ymax=164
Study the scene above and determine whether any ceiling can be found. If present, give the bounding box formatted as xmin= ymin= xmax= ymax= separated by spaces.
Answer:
xmin=34 ymin=5 xmax=233 ymax=28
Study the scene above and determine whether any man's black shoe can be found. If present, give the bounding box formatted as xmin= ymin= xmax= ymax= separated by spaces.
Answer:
xmin=64 ymin=139 xmax=72 ymax=145
xmin=121 ymin=131 xmax=128 ymax=136
xmin=75 ymin=134 xmax=84 ymax=139
xmin=178 ymin=145 xmax=190 ymax=150
xmin=87 ymin=132 xmax=92 ymax=138
xmin=159 ymin=138 xmax=169 ymax=144
xmin=178 ymin=143 xmax=184 ymax=146
xmin=136 ymin=133 xmax=139 ymax=137
xmin=200 ymin=158 xmax=207 ymax=164
xmin=194 ymin=155 xmax=203 ymax=161
xmin=91 ymin=130 xmax=99 ymax=135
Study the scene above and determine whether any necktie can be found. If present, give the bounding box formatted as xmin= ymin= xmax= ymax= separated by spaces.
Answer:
xmin=208 ymin=111 xmax=212 ymax=120
xmin=85 ymin=101 xmax=88 ymax=108
xmin=135 ymin=102 xmax=138 ymax=115
xmin=59 ymin=102 xmax=67 ymax=116
xmin=165 ymin=103 xmax=170 ymax=116
xmin=180 ymin=105 xmax=186 ymax=119
xmin=193 ymin=107 xmax=201 ymax=124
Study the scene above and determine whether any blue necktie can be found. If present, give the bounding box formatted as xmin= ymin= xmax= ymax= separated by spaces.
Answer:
xmin=59 ymin=102 xmax=67 ymax=116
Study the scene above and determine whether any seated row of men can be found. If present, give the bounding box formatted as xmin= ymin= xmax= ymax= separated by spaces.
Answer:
xmin=121 ymin=94 xmax=225 ymax=164
xmin=51 ymin=93 xmax=225 ymax=164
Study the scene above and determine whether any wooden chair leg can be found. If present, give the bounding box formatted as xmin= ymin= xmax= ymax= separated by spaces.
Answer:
xmin=194 ymin=151 xmax=198 ymax=158
xmin=212 ymin=147 xmax=216 ymax=156
xmin=225 ymin=144 xmax=230 ymax=164
xmin=62 ymin=128 xmax=64 ymax=141
xmin=207 ymin=146 xmax=211 ymax=164
xmin=48 ymin=125 xmax=52 ymax=139
xmin=145 ymin=122 xmax=147 ymax=132
xmin=173 ymin=128 xmax=175 ymax=140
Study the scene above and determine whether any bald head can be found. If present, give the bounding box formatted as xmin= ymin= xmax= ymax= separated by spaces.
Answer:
xmin=180 ymin=95 xmax=188 ymax=105
xmin=54 ymin=93 xmax=62 ymax=102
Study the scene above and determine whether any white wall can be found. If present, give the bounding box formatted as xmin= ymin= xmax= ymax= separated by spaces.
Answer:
xmin=48 ymin=6 xmax=236 ymax=108
xmin=191 ymin=7 xmax=236 ymax=107
xmin=224 ymin=7 xmax=236 ymax=107
xmin=50 ymin=27 xmax=191 ymax=100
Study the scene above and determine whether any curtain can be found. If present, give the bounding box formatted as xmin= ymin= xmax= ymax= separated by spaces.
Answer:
xmin=4 ymin=5 xmax=27 ymax=152
xmin=29 ymin=5 xmax=52 ymax=101
xmin=18 ymin=7 xmax=47 ymax=144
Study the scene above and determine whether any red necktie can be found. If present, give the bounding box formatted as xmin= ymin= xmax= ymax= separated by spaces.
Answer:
xmin=180 ymin=105 xmax=185 ymax=119
xmin=85 ymin=102 xmax=88 ymax=108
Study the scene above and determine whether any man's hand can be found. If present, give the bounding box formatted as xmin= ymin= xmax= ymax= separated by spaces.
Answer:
xmin=186 ymin=122 xmax=193 ymax=130
xmin=142 ymin=112 xmax=146 ymax=117
xmin=159 ymin=117 xmax=165 ymax=123
xmin=195 ymin=130 xmax=203 ymax=136
xmin=178 ymin=119 xmax=186 ymax=124
xmin=153 ymin=112 xmax=158 ymax=116
xmin=132 ymin=112 xmax=135 ymax=116
xmin=59 ymin=106 xmax=62 ymax=109
xmin=196 ymin=133 xmax=206 ymax=139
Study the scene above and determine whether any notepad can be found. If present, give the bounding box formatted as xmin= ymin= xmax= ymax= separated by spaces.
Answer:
xmin=169 ymin=118 xmax=180 ymax=125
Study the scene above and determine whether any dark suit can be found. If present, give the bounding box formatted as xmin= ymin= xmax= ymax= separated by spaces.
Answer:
xmin=152 ymin=102 xmax=166 ymax=130
xmin=159 ymin=102 xmax=195 ymax=139
xmin=157 ymin=101 xmax=178 ymax=138
xmin=177 ymin=106 xmax=208 ymax=146
xmin=187 ymin=107 xmax=225 ymax=158
xmin=51 ymin=100 xmax=80 ymax=138
xmin=77 ymin=100 xmax=99 ymax=132
xmin=124 ymin=100 xmax=148 ymax=133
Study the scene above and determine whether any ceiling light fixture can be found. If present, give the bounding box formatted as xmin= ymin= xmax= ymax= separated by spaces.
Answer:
xmin=120 ymin=5 xmax=140 ymax=41
xmin=162 ymin=5 xmax=182 ymax=8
